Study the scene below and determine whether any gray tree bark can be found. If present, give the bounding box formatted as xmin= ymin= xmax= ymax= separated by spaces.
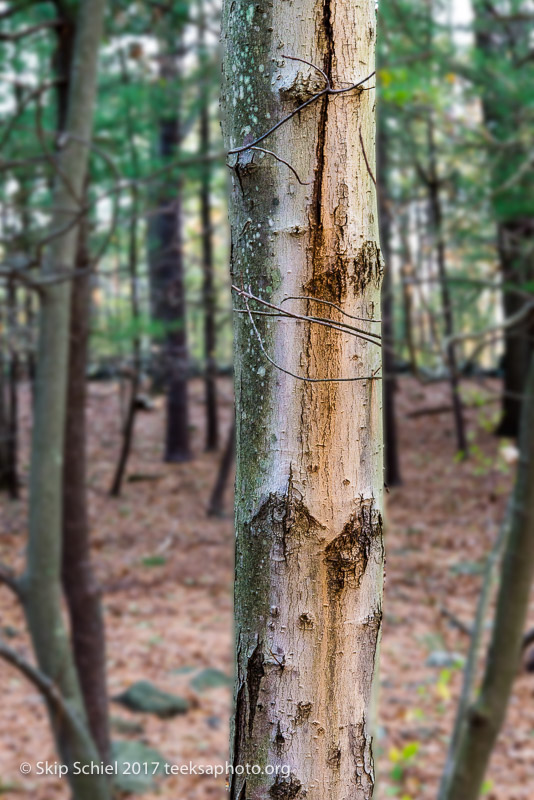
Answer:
xmin=221 ymin=1 xmax=384 ymax=798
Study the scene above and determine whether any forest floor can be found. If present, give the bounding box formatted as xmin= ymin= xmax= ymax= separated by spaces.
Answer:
xmin=1 ymin=376 xmax=533 ymax=800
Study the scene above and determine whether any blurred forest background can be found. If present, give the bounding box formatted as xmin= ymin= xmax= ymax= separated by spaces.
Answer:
xmin=0 ymin=0 xmax=534 ymax=799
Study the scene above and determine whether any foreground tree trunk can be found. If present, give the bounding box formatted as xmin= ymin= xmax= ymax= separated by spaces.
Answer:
xmin=22 ymin=1 xmax=111 ymax=796
xmin=63 ymin=218 xmax=110 ymax=762
xmin=221 ymin=2 xmax=384 ymax=798
xmin=439 ymin=355 xmax=534 ymax=800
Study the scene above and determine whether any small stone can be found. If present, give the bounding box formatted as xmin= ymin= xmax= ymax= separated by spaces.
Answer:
xmin=114 ymin=680 xmax=189 ymax=717
xmin=111 ymin=716 xmax=144 ymax=735
xmin=426 ymin=651 xmax=465 ymax=669
xmin=190 ymin=668 xmax=232 ymax=692
xmin=112 ymin=740 xmax=167 ymax=794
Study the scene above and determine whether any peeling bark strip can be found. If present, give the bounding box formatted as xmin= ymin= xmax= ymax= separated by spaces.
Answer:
xmin=221 ymin=0 xmax=383 ymax=796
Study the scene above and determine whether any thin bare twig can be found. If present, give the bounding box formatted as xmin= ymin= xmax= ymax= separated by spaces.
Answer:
xmin=233 ymin=286 xmax=382 ymax=384
xmin=280 ymin=295 xmax=380 ymax=323
xmin=0 ymin=19 xmax=62 ymax=42
xmin=443 ymin=301 xmax=534 ymax=353
xmin=359 ymin=127 xmax=376 ymax=186
xmin=228 ymin=69 xmax=375 ymax=156
xmin=250 ymin=147 xmax=311 ymax=185
xmin=281 ymin=53 xmax=329 ymax=85
xmin=0 ymin=639 xmax=89 ymax=742
xmin=0 ymin=564 xmax=23 ymax=602
xmin=232 ymin=286 xmax=381 ymax=345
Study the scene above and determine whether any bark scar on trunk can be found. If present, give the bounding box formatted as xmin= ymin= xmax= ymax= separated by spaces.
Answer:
xmin=247 ymin=641 xmax=265 ymax=735
xmin=324 ymin=503 xmax=382 ymax=596
xmin=268 ymin=775 xmax=303 ymax=799
xmin=353 ymin=241 xmax=384 ymax=295
xmin=250 ymin=484 xmax=325 ymax=565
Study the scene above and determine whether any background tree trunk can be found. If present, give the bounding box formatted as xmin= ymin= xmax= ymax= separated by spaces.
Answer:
xmin=22 ymin=0 xmax=111 ymax=796
xmin=207 ymin=417 xmax=235 ymax=516
xmin=440 ymin=354 xmax=534 ymax=800
xmin=378 ymin=115 xmax=401 ymax=487
xmin=149 ymin=46 xmax=191 ymax=462
xmin=472 ymin=0 xmax=534 ymax=437
xmin=5 ymin=279 xmax=19 ymax=499
xmin=199 ymin=8 xmax=219 ymax=452
xmin=221 ymin=1 xmax=383 ymax=797
xmin=62 ymin=217 xmax=110 ymax=763
xmin=427 ymin=117 xmax=468 ymax=456
xmin=496 ymin=219 xmax=534 ymax=436
xmin=109 ymin=53 xmax=143 ymax=496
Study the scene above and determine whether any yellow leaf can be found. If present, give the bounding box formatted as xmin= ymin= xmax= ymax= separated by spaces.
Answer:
xmin=379 ymin=69 xmax=393 ymax=88
xmin=389 ymin=747 xmax=401 ymax=762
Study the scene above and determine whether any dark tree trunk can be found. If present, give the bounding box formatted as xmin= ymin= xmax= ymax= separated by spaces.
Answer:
xmin=54 ymin=2 xmax=111 ymax=762
xmin=149 ymin=82 xmax=191 ymax=462
xmin=377 ymin=116 xmax=401 ymax=486
xmin=200 ymin=98 xmax=219 ymax=452
xmin=162 ymin=181 xmax=191 ymax=463
xmin=62 ymin=218 xmax=110 ymax=763
xmin=110 ymin=186 xmax=141 ymax=496
xmin=6 ymin=346 xmax=18 ymax=500
xmin=427 ymin=118 xmax=468 ymax=456
xmin=495 ymin=218 xmax=534 ymax=437
xmin=0 ymin=345 xmax=7 ymax=491
xmin=5 ymin=280 xmax=19 ymax=499
xmin=25 ymin=289 xmax=36 ymax=398
xmin=207 ymin=417 xmax=235 ymax=517
xmin=198 ymin=1 xmax=218 ymax=452
xmin=472 ymin=3 xmax=534 ymax=437
xmin=52 ymin=6 xmax=75 ymax=135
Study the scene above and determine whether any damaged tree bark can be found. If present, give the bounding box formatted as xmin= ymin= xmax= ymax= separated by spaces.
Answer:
xmin=221 ymin=1 xmax=383 ymax=798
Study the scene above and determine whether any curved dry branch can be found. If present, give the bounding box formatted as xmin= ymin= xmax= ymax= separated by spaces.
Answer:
xmin=233 ymin=285 xmax=382 ymax=384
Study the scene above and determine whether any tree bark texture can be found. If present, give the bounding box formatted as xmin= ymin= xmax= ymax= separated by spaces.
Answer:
xmin=221 ymin=1 xmax=384 ymax=797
